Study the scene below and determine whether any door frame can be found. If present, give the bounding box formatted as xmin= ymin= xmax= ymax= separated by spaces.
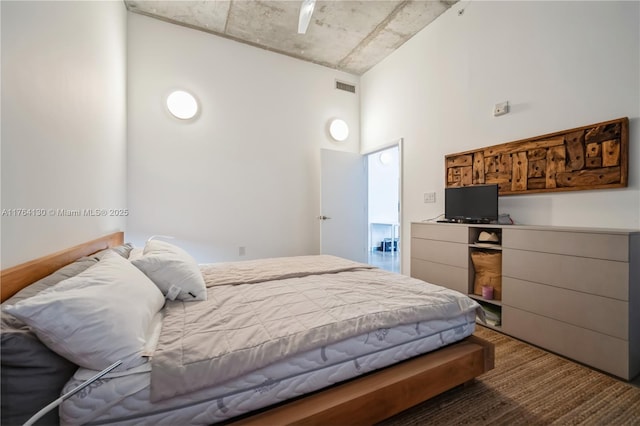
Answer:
xmin=363 ymin=138 xmax=403 ymax=273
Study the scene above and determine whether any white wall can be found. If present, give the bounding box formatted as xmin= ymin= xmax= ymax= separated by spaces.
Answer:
xmin=1 ymin=1 xmax=127 ymax=268
xmin=360 ymin=1 xmax=640 ymax=272
xmin=127 ymin=14 xmax=360 ymax=262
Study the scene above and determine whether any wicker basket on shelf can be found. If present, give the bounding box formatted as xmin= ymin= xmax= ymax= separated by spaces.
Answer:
xmin=471 ymin=251 xmax=502 ymax=300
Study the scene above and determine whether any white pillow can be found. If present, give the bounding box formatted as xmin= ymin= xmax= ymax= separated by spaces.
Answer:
xmin=128 ymin=247 xmax=144 ymax=262
xmin=132 ymin=239 xmax=207 ymax=301
xmin=3 ymin=251 xmax=165 ymax=371
xmin=141 ymin=311 xmax=163 ymax=357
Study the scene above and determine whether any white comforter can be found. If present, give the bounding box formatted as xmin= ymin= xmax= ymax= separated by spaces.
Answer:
xmin=150 ymin=255 xmax=480 ymax=401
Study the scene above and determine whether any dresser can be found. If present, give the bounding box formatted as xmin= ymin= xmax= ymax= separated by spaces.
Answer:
xmin=410 ymin=222 xmax=639 ymax=380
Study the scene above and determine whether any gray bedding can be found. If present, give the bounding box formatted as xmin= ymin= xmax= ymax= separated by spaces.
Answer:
xmin=150 ymin=255 xmax=480 ymax=402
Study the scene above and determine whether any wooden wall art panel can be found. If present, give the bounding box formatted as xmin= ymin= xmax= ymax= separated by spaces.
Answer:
xmin=445 ymin=117 xmax=629 ymax=195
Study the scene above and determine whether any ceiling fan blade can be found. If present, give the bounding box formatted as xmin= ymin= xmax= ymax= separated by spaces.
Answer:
xmin=298 ymin=0 xmax=316 ymax=34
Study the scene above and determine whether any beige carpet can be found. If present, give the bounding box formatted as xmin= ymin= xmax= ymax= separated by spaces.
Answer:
xmin=380 ymin=326 xmax=640 ymax=425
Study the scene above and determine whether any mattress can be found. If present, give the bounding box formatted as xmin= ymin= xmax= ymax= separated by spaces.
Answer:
xmin=60 ymin=311 xmax=477 ymax=425
xmin=152 ymin=258 xmax=480 ymax=400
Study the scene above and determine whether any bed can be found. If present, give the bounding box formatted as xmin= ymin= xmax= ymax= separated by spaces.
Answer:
xmin=1 ymin=232 xmax=494 ymax=425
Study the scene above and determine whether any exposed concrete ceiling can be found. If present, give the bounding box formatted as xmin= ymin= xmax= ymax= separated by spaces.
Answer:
xmin=125 ymin=0 xmax=458 ymax=75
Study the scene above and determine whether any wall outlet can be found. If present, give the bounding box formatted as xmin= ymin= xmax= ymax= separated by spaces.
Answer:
xmin=239 ymin=246 xmax=246 ymax=256
xmin=424 ymin=192 xmax=436 ymax=203
xmin=494 ymin=101 xmax=509 ymax=117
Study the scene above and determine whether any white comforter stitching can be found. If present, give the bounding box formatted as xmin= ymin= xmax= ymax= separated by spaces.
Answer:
xmin=150 ymin=255 xmax=480 ymax=402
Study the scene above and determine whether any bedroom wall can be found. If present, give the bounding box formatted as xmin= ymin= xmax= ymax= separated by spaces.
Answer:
xmin=1 ymin=1 xmax=127 ymax=268
xmin=126 ymin=13 xmax=360 ymax=262
xmin=360 ymin=1 xmax=640 ymax=273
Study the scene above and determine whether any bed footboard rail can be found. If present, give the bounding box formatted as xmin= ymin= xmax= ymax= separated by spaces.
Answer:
xmin=230 ymin=335 xmax=494 ymax=426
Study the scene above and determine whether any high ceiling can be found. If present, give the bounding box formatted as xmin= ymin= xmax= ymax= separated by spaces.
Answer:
xmin=125 ymin=0 xmax=458 ymax=75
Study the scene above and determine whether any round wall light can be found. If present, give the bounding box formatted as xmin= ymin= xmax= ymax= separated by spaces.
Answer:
xmin=379 ymin=151 xmax=392 ymax=165
xmin=166 ymin=90 xmax=199 ymax=120
xmin=329 ymin=118 xmax=349 ymax=142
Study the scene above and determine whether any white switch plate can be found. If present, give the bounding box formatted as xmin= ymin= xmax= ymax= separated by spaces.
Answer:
xmin=494 ymin=101 xmax=509 ymax=117
xmin=424 ymin=192 xmax=436 ymax=203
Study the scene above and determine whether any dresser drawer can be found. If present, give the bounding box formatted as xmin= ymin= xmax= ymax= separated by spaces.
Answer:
xmin=502 ymin=306 xmax=630 ymax=379
xmin=411 ymin=223 xmax=468 ymax=243
xmin=411 ymin=259 xmax=468 ymax=294
xmin=503 ymin=229 xmax=629 ymax=261
xmin=502 ymin=277 xmax=628 ymax=339
xmin=502 ymin=248 xmax=628 ymax=300
xmin=411 ymin=238 xmax=467 ymax=268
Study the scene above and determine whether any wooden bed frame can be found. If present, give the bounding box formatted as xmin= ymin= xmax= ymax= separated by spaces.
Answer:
xmin=1 ymin=232 xmax=125 ymax=302
xmin=0 ymin=232 xmax=494 ymax=425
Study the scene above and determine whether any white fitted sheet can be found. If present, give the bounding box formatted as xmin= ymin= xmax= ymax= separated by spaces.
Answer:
xmin=60 ymin=311 xmax=476 ymax=425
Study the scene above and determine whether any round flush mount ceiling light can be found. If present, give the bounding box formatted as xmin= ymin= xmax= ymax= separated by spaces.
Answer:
xmin=166 ymin=90 xmax=198 ymax=120
xmin=329 ymin=118 xmax=349 ymax=142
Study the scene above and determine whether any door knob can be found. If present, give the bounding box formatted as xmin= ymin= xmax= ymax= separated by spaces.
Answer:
xmin=318 ymin=215 xmax=331 ymax=220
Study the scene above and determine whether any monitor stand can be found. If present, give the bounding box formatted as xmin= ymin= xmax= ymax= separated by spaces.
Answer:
xmin=437 ymin=218 xmax=491 ymax=224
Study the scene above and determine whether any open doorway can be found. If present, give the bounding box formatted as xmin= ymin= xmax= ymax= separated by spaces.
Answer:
xmin=367 ymin=143 xmax=401 ymax=273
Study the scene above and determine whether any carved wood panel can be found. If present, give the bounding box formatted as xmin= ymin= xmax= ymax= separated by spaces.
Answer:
xmin=445 ymin=117 xmax=628 ymax=195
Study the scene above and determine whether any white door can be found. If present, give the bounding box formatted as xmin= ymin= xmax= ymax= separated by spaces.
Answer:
xmin=320 ymin=149 xmax=367 ymax=263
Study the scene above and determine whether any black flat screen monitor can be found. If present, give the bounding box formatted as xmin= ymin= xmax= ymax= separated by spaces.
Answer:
xmin=444 ymin=184 xmax=498 ymax=223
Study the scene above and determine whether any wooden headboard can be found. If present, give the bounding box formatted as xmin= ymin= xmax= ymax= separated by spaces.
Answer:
xmin=0 ymin=232 xmax=124 ymax=302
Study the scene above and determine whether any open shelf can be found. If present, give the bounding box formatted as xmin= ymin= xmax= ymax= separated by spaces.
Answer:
xmin=468 ymin=227 xmax=503 ymax=329
xmin=474 ymin=298 xmax=502 ymax=329
xmin=468 ymin=246 xmax=502 ymax=303
xmin=468 ymin=227 xmax=502 ymax=245
xmin=468 ymin=294 xmax=502 ymax=307
xmin=470 ymin=243 xmax=502 ymax=251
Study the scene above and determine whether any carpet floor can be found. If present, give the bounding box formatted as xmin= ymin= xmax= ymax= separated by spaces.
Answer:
xmin=379 ymin=326 xmax=640 ymax=425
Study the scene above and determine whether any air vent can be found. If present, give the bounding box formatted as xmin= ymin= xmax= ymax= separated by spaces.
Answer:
xmin=335 ymin=80 xmax=356 ymax=94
